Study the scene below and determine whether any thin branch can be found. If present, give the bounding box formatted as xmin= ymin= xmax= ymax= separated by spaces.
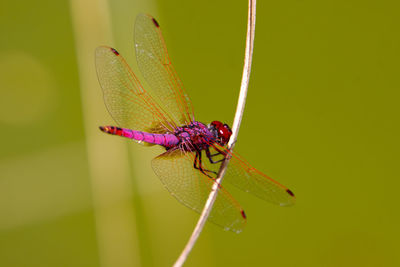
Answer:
xmin=173 ymin=1 xmax=257 ymax=266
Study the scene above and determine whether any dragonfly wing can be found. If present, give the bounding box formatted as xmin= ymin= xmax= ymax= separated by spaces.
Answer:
xmin=151 ymin=148 xmax=246 ymax=233
xmin=211 ymin=144 xmax=296 ymax=206
xmin=134 ymin=14 xmax=195 ymax=126
xmin=96 ymin=46 xmax=177 ymax=133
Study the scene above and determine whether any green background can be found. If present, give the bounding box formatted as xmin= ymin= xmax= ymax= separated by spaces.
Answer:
xmin=1 ymin=0 xmax=399 ymax=266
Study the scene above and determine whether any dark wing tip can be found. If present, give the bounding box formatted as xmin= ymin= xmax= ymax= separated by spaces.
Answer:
xmin=241 ymin=210 xmax=247 ymax=219
xmin=110 ymin=47 xmax=119 ymax=55
xmin=286 ymin=189 xmax=295 ymax=197
xmin=151 ymin=17 xmax=160 ymax=28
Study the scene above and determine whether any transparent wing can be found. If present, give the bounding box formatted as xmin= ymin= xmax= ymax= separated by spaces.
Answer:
xmin=151 ymin=149 xmax=246 ymax=233
xmin=96 ymin=46 xmax=177 ymax=133
xmin=209 ymin=144 xmax=296 ymax=206
xmin=135 ymin=14 xmax=195 ymax=127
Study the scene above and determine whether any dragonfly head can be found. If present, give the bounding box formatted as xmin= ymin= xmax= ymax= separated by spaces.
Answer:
xmin=209 ymin=121 xmax=232 ymax=146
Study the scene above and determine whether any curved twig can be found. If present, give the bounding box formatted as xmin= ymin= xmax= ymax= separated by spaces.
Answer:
xmin=173 ymin=1 xmax=257 ymax=266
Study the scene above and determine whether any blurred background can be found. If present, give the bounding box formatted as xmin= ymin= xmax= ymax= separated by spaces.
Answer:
xmin=1 ymin=0 xmax=399 ymax=266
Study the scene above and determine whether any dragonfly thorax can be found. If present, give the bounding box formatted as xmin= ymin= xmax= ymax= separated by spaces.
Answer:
xmin=174 ymin=121 xmax=215 ymax=151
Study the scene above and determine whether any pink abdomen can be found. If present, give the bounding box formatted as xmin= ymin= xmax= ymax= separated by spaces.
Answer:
xmin=99 ymin=126 xmax=179 ymax=147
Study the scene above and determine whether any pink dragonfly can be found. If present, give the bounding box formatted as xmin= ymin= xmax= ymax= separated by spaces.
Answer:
xmin=97 ymin=14 xmax=295 ymax=233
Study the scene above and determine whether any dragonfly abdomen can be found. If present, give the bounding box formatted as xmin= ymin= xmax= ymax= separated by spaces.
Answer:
xmin=99 ymin=126 xmax=179 ymax=147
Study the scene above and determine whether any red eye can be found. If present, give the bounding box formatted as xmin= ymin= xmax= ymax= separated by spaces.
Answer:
xmin=211 ymin=121 xmax=232 ymax=146
xmin=211 ymin=121 xmax=223 ymax=128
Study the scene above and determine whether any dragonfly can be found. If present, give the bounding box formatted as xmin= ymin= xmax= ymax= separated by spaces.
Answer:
xmin=97 ymin=14 xmax=295 ymax=233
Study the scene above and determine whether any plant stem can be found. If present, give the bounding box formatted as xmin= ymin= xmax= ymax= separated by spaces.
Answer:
xmin=173 ymin=1 xmax=256 ymax=266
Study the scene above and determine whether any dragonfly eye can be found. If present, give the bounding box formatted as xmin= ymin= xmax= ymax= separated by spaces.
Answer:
xmin=210 ymin=121 xmax=232 ymax=146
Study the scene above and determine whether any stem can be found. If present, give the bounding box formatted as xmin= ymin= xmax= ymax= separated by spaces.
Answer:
xmin=173 ymin=1 xmax=256 ymax=266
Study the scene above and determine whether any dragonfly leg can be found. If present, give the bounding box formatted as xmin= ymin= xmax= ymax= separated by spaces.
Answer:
xmin=206 ymin=148 xmax=225 ymax=164
xmin=209 ymin=151 xmax=221 ymax=157
xmin=193 ymin=150 xmax=217 ymax=178
xmin=193 ymin=151 xmax=201 ymax=170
